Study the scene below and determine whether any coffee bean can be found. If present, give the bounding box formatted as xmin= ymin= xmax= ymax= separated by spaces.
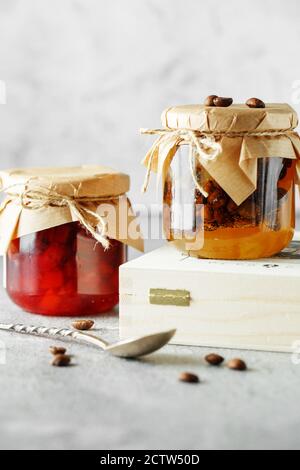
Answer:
xmin=246 ymin=97 xmax=265 ymax=109
xmin=72 ymin=320 xmax=94 ymax=331
xmin=203 ymin=180 xmax=216 ymax=194
xmin=49 ymin=346 xmax=67 ymax=356
xmin=213 ymin=207 xmax=226 ymax=225
xmin=204 ymin=95 xmax=218 ymax=106
xmin=179 ymin=372 xmax=199 ymax=383
xmin=51 ymin=354 xmax=71 ymax=367
xmin=204 ymin=205 xmax=214 ymax=222
xmin=213 ymin=96 xmax=233 ymax=107
xmin=227 ymin=358 xmax=247 ymax=371
xmin=227 ymin=199 xmax=238 ymax=214
xmin=205 ymin=353 xmax=224 ymax=366
xmin=207 ymin=188 xmax=224 ymax=205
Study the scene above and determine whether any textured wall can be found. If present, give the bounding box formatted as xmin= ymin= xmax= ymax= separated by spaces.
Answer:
xmin=0 ymin=0 xmax=299 ymax=206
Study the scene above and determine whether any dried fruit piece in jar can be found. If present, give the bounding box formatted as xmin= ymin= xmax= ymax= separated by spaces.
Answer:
xmin=213 ymin=207 xmax=227 ymax=225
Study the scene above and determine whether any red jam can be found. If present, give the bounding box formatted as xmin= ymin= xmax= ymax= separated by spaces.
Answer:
xmin=6 ymin=222 xmax=126 ymax=316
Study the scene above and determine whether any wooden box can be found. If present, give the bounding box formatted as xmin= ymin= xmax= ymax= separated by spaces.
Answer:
xmin=119 ymin=241 xmax=300 ymax=352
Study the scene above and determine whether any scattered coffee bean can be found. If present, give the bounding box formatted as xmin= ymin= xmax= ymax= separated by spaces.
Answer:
xmin=51 ymin=354 xmax=71 ymax=367
xmin=179 ymin=372 xmax=199 ymax=383
xmin=72 ymin=319 xmax=94 ymax=331
xmin=49 ymin=346 xmax=67 ymax=356
xmin=213 ymin=96 xmax=233 ymax=107
xmin=205 ymin=353 xmax=224 ymax=366
xmin=227 ymin=358 xmax=247 ymax=371
xmin=246 ymin=97 xmax=265 ymax=109
xmin=204 ymin=95 xmax=218 ymax=106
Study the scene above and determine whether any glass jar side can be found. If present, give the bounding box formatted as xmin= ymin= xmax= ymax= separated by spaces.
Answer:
xmin=163 ymin=146 xmax=295 ymax=259
xmin=6 ymin=222 xmax=126 ymax=315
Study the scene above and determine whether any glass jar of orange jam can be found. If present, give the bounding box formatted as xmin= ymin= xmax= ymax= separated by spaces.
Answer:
xmin=142 ymin=102 xmax=300 ymax=259
xmin=163 ymin=149 xmax=295 ymax=259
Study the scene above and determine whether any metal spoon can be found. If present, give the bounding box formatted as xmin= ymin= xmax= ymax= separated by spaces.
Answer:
xmin=0 ymin=323 xmax=176 ymax=358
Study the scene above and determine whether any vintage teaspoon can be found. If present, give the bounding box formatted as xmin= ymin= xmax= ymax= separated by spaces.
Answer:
xmin=0 ymin=323 xmax=176 ymax=358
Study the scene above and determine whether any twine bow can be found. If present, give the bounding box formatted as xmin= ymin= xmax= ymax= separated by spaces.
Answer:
xmin=141 ymin=128 xmax=222 ymax=197
xmin=140 ymin=126 xmax=299 ymax=198
xmin=2 ymin=183 xmax=122 ymax=250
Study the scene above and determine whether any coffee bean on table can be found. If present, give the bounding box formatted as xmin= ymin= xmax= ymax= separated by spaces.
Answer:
xmin=213 ymin=96 xmax=233 ymax=107
xmin=72 ymin=320 xmax=94 ymax=331
xmin=205 ymin=353 xmax=224 ymax=366
xmin=204 ymin=95 xmax=218 ymax=106
xmin=51 ymin=354 xmax=71 ymax=367
xmin=49 ymin=346 xmax=67 ymax=356
xmin=227 ymin=358 xmax=247 ymax=371
xmin=179 ymin=372 xmax=200 ymax=383
xmin=246 ymin=97 xmax=265 ymax=108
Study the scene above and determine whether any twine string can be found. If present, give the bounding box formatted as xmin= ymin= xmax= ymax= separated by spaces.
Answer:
xmin=140 ymin=127 xmax=297 ymax=197
xmin=1 ymin=183 xmax=123 ymax=249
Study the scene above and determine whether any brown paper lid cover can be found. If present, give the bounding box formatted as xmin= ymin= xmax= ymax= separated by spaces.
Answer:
xmin=0 ymin=165 xmax=130 ymax=197
xmin=161 ymin=103 xmax=298 ymax=132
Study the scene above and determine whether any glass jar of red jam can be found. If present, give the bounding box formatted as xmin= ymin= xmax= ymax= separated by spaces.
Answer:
xmin=6 ymin=222 xmax=126 ymax=316
xmin=0 ymin=165 xmax=139 ymax=316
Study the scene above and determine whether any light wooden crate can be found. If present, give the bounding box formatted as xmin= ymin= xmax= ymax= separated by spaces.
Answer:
xmin=119 ymin=241 xmax=300 ymax=352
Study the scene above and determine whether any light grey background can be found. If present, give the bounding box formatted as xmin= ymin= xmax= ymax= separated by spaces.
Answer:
xmin=0 ymin=0 xmax=299 ymax=208
xmin=1 ymin=0 xmax=300 ymax=451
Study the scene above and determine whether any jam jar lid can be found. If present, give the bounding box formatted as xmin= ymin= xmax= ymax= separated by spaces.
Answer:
xmin=0 ymin=165 xmax=144 ymax=254
xmin=142 ymin=103 xmax=300 ymax=206
xmin=0 ymin=165 xmax=130 ymax=198
xmin=161 ymin=103 xmax=298 ymax=133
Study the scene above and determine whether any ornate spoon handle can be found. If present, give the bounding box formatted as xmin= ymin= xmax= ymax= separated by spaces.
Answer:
xmin=0 ymin=322 xmax=109 ymax=350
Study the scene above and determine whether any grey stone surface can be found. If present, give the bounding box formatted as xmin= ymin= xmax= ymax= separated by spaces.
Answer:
xmin=1 ymin=245 xmax=300 ymax=451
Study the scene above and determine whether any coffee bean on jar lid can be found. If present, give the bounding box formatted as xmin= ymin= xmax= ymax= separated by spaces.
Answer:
xmin=246 ymin=97 xmax=265 ymax=108
xmin=227 ymin=358 xmax=247 ymax=371
xmin=179 ymin=372 xmax=200 ymax=383
xmin=213 ymin=96 xmax=233 ymax=107
xmin=204 ymin=95 xmax=218 ymax=106
xmin=205 ymin=353 xmax=224 ymax=366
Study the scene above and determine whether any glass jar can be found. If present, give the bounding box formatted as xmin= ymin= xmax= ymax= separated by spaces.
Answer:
xmin=6 ymin=222 xmax=127 ymax=316
xmin=142 ymin=102 xmax=300 ymax=260
xmin=0 ymin=165 xmax=142 ymax=316
xmin=163 ymin=148 xmax=295 ymax=259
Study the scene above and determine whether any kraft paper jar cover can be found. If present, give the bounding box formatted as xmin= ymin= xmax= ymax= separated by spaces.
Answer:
xmin=0 ymin=165 xmax=144 ymax=254
xmin=142 ymin=103 xmax=300 ymax=205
